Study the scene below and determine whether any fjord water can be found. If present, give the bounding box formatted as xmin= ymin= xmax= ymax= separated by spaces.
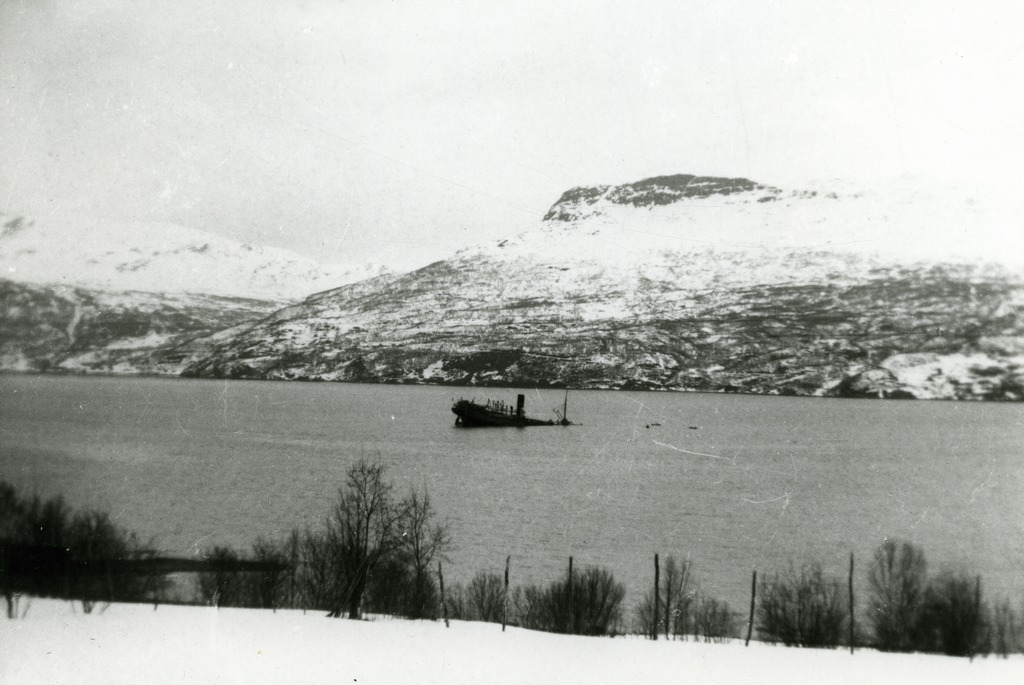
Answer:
xmin=2 ymin=375 xmax=1022 ymax=611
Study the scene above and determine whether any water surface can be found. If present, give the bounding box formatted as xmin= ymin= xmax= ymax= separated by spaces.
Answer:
xmin=2 ymin=375 xmax=1022 ymax=612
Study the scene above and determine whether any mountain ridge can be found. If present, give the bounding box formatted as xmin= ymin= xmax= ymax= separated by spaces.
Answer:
xmin=172 ymin=172 xmax=1023 ymax=400
xmin=4 ymin=173 xmax=1022 ymax=400
xmin=0 ymin=214 xmax=390 ymax=301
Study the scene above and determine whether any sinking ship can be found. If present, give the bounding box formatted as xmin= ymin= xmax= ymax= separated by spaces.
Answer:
xmin=451 ymin=391 xmax=572 ymax=427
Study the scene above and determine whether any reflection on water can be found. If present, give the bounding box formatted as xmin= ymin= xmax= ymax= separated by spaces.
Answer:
xmin=2 ymin=374 xmax=1022 ymax=610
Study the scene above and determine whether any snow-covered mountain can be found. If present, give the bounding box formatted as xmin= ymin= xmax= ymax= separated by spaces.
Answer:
xmin=541 ymin=173 xmax=1021 ymax=265
xmin=0 ymin=215 xmax=389 ymax=301
xmin=0 ymin=213 xmax=394 ymax=374
xmin=174 ymin=174 xmax=1024 ymax=400
xmin=0 ymin=279 xmax=281 ymax=375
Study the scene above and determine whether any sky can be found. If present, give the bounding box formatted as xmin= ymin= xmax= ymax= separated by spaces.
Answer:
xmin=2 ymin=0 xmax=1023 ymax=270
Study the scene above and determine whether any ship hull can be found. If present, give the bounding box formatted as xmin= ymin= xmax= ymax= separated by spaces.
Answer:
xmin=451 ymin=399 xmax=555 ymax=427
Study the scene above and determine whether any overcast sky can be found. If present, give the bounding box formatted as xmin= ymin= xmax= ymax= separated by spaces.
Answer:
xmin=2 ymin=1 xmax=1023 ymax=270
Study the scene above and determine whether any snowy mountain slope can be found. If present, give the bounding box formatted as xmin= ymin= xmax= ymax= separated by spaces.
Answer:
xmin=176 ymin=174 xmax=1024 ymax=400
xmin=0 ymin=279 xmax=280 ymax=375
xmin=541 ymin=174 xmax=1022 ymax=266
xmin=0 ymin=214 xmax=390 ymax=301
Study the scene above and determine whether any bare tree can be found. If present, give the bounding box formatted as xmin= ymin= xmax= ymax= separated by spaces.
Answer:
xmin=663 ymin=556 xmax=694 ymax=639
xmin=399 ymin=487 xmax=450 ymax=619
xmin=327 ymin=459 xmax=406 ymax=619
xmin=633 ymin=555 xmax=694 ymax=639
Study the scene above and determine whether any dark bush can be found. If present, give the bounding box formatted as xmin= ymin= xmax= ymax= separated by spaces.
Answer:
xmin=444 ymin=581 xmax=469 ymax=620
xmin=921 ymin=572 xmax=990 ymax=658
xmin=867 ymin=540 xmax=928 ymax=651
xmin=633 ymin=555 xmax=695 ymax=639
xmin=364 ymin=552 xmax=414 ymax=616
xmin=2 ymin=481 xmax=166 ymax=614
xmin=572 ymin=566 xmax=626 ymax=635
xmin=509 ymin=584 xmax=541 ymax=628
xmin=20 ymin=493 xmax=72 ymax=547
xmin=294 ymin=526 xmax=341 ymax=611
xmin=466 ymin=571 xmax=505 ymax=623
xmin=197 ymin=546 xmax=244 ymax=607
xmin=0 ymin=482 xmax=23 ymax=540
xmin=757 ymin=563 xmax=846 ymax=648
xmin=516 ymin=565 xmax=625 ymax=636
xmin=67 ymin=509 xmax=154 ymax=613
xmin=693 ymin=594 xmax=738 ymax=642
xmin=991 ymin=600 xmax=1020 ymax=658
xmin=248 ymin=537 xmax=289 ymax=610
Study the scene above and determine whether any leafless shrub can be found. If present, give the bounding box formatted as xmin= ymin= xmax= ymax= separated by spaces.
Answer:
xmin=867 ymin=539 xmax=928 ymax=651
xmin=397 ymin=488 xmax=449 ymax=619
xmin=572 ymin=566 xmax=626 ymax=636
xmin=467 ymin=571 xmax=505 ymax=623
xmin=2 ymin=481 xmax=165 ymax=614
xmin=67 ymin=510 xmax=140 ymax=613
xmin=444 ymin=581 xmax=469 ymax=620
xmin=294 ymin=526 xmax=340 ymax=611
xmin=248 ymin=537 xmax=289 ymax=610
xmin=991 ymin=600 xmax=1020 ymax=658
xmin=515 ymin=566 xmax=625 ymax=636
xmin=921 ymin=572 xmax=990 ymax=658
xmin=197 ymin=546 xmax=244 ymax=607
xmin=634 ymin=555 xmax=695 ymax=639
xmin=693 ymin=594 xmax=738 ymax=642
xmin=757 ymin=562 xmax=846 ymax=648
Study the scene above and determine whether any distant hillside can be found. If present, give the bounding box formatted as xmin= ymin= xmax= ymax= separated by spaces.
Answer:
xmin=0 ymin=213 xmax=391 ymax=375
xmin=0 ymin=280 xmax=279 ymax=375
xmin=173 ymin=175 xmax=1024 ymax=400
xmin=0 ymin=214 xmax=389 ymax=301
xmin=4 ymin=175 xmax=1021 ymax=399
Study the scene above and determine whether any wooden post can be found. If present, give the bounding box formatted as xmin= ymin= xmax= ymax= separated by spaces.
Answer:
xmin=972 ymin=575 xmax=982 ymax=662
xmin=290 ymin=532 xmax=298 ymax=610
xmin=568 ymin=556 xmax=574 ymax=634
xmin=502 ymin=555 xmax=510 ymax=632
xmin=849 ymin=553 xmax=855 ymax=654
xmin=653 ymin=553 xmax=660 ymax=641
xmin=438 ymin=561 xmax=449 ymax=628
xmin=745 ymin=570 xmax=757 ymax=646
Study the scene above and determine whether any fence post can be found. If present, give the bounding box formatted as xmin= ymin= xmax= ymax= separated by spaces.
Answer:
xmin=746 ymin=570 xmax=757 ymax=646
xmin=502 ymin=555 xmax=510 ymax=632
xmin=653 ymin=553 xmax=660 ymax=641
xmin=568 ymin=556 xmax=574 ymax=634
xmin=438 ymin=561 xmax=449 ymax=628
xmin=972 ymin=575 xmax=982 ymax=662
xmin=849 ymin=553 xmax=855 ymax=654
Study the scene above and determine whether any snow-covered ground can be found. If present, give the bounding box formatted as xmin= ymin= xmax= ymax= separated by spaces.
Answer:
xmin=3 ymin=600 xmax=1022 ymax=684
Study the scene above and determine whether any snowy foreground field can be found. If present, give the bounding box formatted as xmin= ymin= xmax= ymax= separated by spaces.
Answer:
xmin=3 ymin=600 xmax=1023 ymax=684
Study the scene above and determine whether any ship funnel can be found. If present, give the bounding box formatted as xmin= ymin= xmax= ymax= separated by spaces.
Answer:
xmin=516 ymin=394 xmax=525 ymax=418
